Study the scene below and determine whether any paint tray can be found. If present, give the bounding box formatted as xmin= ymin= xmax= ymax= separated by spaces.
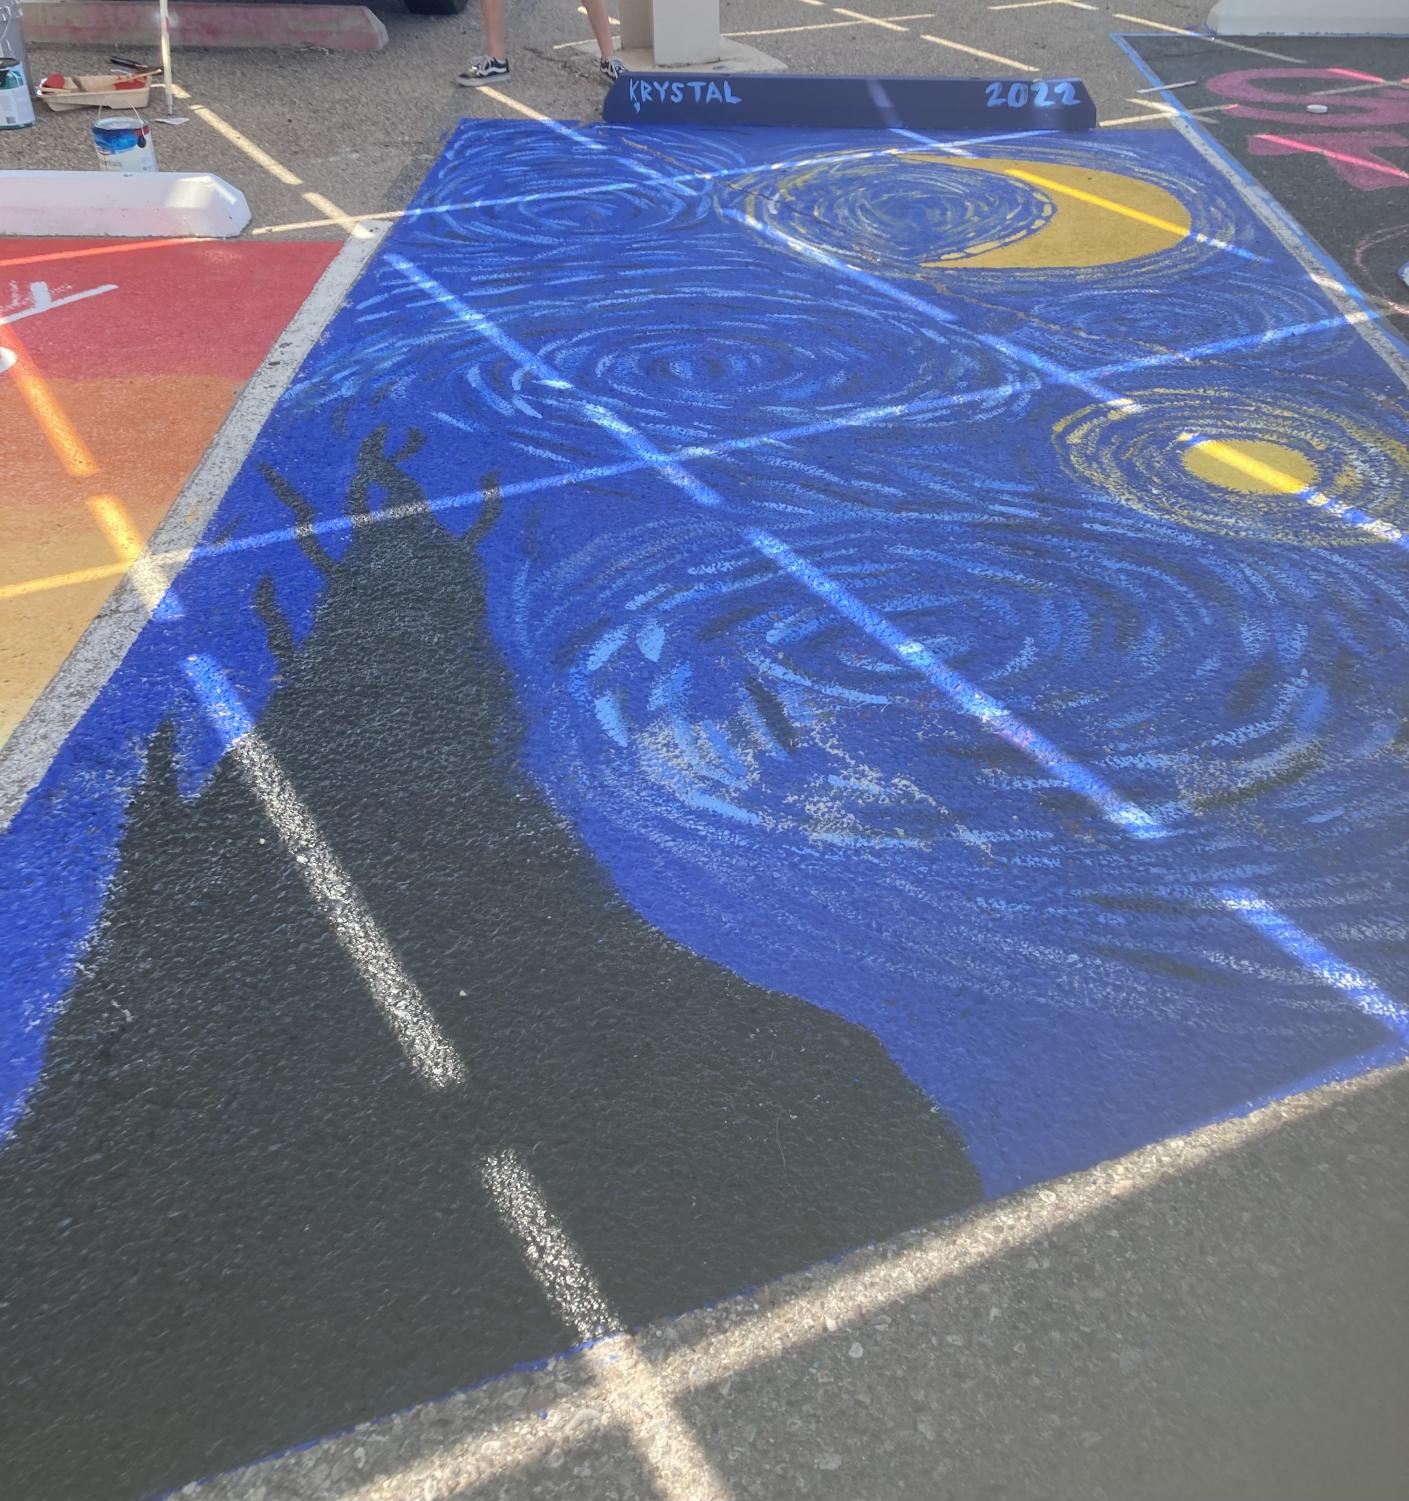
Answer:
xmin=39 ymin=72 xmax=155 ymax=112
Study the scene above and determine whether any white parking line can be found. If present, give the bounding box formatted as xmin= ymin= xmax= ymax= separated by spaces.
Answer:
xmin=481 ymin=1149 xmax=732 ymax=1500
xmin=919 ymin=31 xmax=1035 ymax=70
xmin=0 ymin=280 xmax=119 ymax=327
xmin=185 ymin=654 xmax=467 ymax=1090
xmin=1112 ymin=13 xmax=1305 ymax=64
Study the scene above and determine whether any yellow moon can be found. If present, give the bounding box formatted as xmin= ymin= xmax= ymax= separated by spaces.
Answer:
xmin=934 ymin=157 xmax=1192 ymax=269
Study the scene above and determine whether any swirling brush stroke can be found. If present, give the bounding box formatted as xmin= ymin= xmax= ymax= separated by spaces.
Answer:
xmin=486 ymin=429 xmax=1404 ymax=1182
xmin=1056 ymin=374 xmax=1409 ymax=546
xmin=283 ymin=240 xmax=1033 ymax=453
xmin=729 ymin=153 xmax=1060 ymax=266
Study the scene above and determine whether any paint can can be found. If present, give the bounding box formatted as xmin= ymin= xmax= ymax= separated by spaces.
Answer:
xmin=0 ymin=1 xmax=33 ymax=130
xmin=92 ymin=108 xmax=157 ymax=172
xmin=0 ymin=55 xmax=33 ymax=128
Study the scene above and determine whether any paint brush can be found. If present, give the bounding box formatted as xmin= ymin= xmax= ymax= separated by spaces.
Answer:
xmin=108 ymin=56 xmax=162 ymax=77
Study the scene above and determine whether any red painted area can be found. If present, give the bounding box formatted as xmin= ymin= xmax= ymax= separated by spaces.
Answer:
xmin=2 ymin=235 xmax=339 ymax=745
xmin=0 ymin=239 xmax=339 ymax=379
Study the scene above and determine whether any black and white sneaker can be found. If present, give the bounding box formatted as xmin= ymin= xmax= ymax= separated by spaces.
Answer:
xmin=457 ymin=57 xmax=510 ymax=87
xmin=599 ymin=56 xmax=626 ymax=83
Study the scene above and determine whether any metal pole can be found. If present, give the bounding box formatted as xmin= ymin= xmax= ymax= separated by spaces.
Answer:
xmin=158 ymin=0 xmax=175 ymax=114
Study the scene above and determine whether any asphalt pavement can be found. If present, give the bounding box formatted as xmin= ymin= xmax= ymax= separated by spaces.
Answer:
xmin=185 ymin=1064 xmax=1409 ymax=1501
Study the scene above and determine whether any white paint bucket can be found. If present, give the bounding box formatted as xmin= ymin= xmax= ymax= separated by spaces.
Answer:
xmin=0 ymin=1 xmax=34 ymax=130
xmin=0 ymin=55 xmax=34 ymax=130
xmin=92 ymin=111 xmax=156 ymax=172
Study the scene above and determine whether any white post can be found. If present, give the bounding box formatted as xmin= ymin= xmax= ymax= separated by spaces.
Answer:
xmin=618 ymin=0 xmax=722 ymax=67
xmin=158 ymin=0 xmax=175 ymax=114
xmin=619 ymin=0 xmax=652 ymax=53
xmin=650 ymin=0 xmax=720 ymax=67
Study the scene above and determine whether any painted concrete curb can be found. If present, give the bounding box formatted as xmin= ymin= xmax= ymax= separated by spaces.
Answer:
xmin=0 ymin=169 xmax=250 ymax=238
xmin=603 ymin=73 xmax=1097 ymax=129
xmin=1207 ymin=0 xmax=1408 ymax=34
xmin=20 ymin=0 xmax=389 ymax=52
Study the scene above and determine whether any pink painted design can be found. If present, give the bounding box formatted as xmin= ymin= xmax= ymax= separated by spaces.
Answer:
xmin=1205 ymin=67 xmax=1409 ymax=127
xmin=1249 ymin=132 xmax=1409 ymax=192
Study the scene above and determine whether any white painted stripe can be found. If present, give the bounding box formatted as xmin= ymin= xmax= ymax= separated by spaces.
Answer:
xmin=481 ymin=1150 xmax=618 ymax=1342
xmin=481 ymin=1148 xmax=732 ymax=1500
xmin=1113 ymin=14 xmax=1306 ymax=63
xmin=1103 ymin=101 xmax=1234 ymax=126
xmin=184 ymin=654 xmax=466 ymax=1091
xmin=243 ymin=737 xmax=464 ymax=1086
xmin=232 ymin=730 xmax=467 ymax=1089
xmin=86 ymin=495 xmax=182 ymax=618
xmin=832 ymin=5 xmax=910 ymax=30
xmin=920 ymin=31 xmax=1036 ymax=70
xmin=300 ymin=191 xmax=378 ymax=241
xmin=722 ymin=19 xmax=862 ymax=37
xmin=181 ymin=100 xmax=305 ymax=186
xmin=1110 ymin=15 xmax=1302 ymax=63
xmin=0 ymin=225 xmax=386 ymax=833
xmin=0 ymin=282 xmax=118 ymax=327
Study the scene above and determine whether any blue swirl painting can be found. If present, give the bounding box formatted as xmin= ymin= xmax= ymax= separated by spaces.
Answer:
xmin=4 ymin=119 xmax=1408 ymax=1198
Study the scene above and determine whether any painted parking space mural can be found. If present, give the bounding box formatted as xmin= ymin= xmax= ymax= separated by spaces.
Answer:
xmin=3 ymin=120 xmax=1408 ymax=1498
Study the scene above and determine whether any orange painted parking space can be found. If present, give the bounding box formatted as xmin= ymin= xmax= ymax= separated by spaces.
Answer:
xmin=0 ymin=237 xmax=338 ymax=746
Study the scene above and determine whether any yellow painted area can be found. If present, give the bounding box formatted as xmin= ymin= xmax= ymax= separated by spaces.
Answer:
xmin=0 ymin=372 xmax=242 ymax=746
xmin=0 ymin=559 xmax=131 ymax=604
xmin=737 ymin=153 xmax=1192 ymax=276
xmin=937 ymin=158 xmax=1191 ymax=268
xmin=1 ymin=328 xmax=99 ymax=478
xmin=1179 ymin=437 xmax=1317 ymax=496
xmin=1055 ymin=389 xmax=1409 ymax=547
xmin=87 ymin=494 xmax=148 ymax=563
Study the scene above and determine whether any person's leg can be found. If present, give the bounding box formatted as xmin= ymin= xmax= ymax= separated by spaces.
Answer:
xmin=581 ymin=0 xmax=614 ymax=59
xmin=483 ymin=0 xmax=507 ymax=60
xmin=457 ymin=0 xmax=509 ymax=84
